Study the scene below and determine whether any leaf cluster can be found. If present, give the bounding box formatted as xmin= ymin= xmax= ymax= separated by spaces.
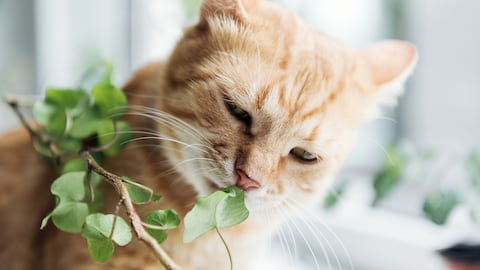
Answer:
xmin=32 ymin=80 xmax=132 ymax=158
xmin=14 ymin=66 xmax=250 ymax=266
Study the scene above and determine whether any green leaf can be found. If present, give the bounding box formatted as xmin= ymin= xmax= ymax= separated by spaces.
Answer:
xmin=324 ymin=186 xmax=344 ymax=210
xmin=88 ymin=189 xmax=104 ymax=212
xmin=69 ymin=109 xmax=102 ymax=139
xmin=145 ymin=209 xmax=180 ymax=230
xmin=45 ymin=88 xmax=86 ymax=108
xmin=423 ymin=192 xmax=457 ymax=225
xmin=372 ymin=168 xmax=400 ymax=206
xmin=97 ymin=120 xmax=133 ymax=156
xmin=51 ymin=201 xmax=89 ymax=233
xmin=87 ymin=238 xmax=114 ymax=263
xmin=125 ymin=180 xmax=162 ymax=204
xmin=146 ymin=228 xmax=168 ymax=244
xmin=144 ymin=209 xmax=179 ymax=244
xmin=466 ymin=153 xmax=480 ymax=191
xmin=51 ymin=172 xmax=87 ymax=202
xmin=62 ymin=158 xmax=88 ymax=173
xmin=32 ymin=137 xmax=53 ymax=158
xmin=33 ymin=100 xmax=67 ymax=135
xmin=372 ymin=144 xmax=407 ymax=206
xmin=56 ymin=138 xmax=83 ymax=153
xmin=82 ymin=213 xmax=132 ymax=246
xmin=215 ymin=187 xmax=249 ymax=228
xmin=183 ymin=186 xmax=249 ymax=243
xmin=45 ymin=172 xmax=89 ymax=232
xmin=92 ymin=83 xmax=127 ymax=119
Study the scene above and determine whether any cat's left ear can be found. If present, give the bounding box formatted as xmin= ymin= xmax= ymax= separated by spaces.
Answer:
xmin=358 ymin=40 xmax=418 ymax=106
xmin=199 ymin=0 xmax=256 ymax=23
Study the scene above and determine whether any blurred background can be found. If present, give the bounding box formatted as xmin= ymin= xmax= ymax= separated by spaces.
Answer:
xmin=1 ymin=0 xmax=479 ymax=269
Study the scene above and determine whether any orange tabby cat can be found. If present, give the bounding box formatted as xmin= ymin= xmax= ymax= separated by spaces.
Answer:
xmin=0 ymin=0 xmax=417 ymax=269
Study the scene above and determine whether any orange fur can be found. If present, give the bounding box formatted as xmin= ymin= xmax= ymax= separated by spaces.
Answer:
xmin=0 ymin=0 xmax=417 ymax=269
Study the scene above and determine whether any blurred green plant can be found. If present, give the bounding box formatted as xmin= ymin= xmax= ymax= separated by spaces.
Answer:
xmin=324 ymin=144 xmax=480 ymax=227
xmin=371 ymin=145 xmax=407 ymax=206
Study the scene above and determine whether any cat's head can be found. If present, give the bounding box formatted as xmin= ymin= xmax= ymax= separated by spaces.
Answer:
xmin=158 ymin=0 xmax=417 ymax=216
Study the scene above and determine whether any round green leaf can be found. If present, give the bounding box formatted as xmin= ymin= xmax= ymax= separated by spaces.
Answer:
xmin=87 ymin=238 xmax=114 ymax=263
xmin=423 ymin=192 xmax=457 ymax=225
xmin=92 ymin=83 xmax=127 ymax=118
xmin=51 ymin=201 xmax=89 ymax=233
xmin=45 ymin=88 xmax=87 ymax=108
xmin=56 ymin=138 xmax=83 ymax=153
xmin=51 ymin=172 xmax=87 ymax=202
xmin=62 ymin=158 xmax=88 ymax=174
xmin=183 ymin=186 xmax=249 ymax=243
xmin=69 ymin=109 xmax=102 ymax=139
xmin=146 ymin=228 xmax=168 ymax=244
xmin=145 ymin=209 xmax=180 ymax=230
xmin=124 ymin=179 xmax=161 ymax=204
xmin=32 ymin=137 xmax=53 ymax=158
xmin=82 ymin=213 xmax=132 ymax=246
xmin=216 ymin=186 xmax=249 ymax=228
xmin=33 ymin=100 xmax=67 ymax=135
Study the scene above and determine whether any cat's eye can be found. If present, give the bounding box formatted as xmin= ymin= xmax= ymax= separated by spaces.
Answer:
xmin=290 ymin=147 xmax=318 ymax=163
xmin=225 ymin=99 xmax=252 ymax=126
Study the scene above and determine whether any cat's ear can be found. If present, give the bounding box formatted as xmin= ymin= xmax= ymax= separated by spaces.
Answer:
xmin=359 ymin=40 xmax=418 ymax=106
xmin=199 ymin=0 xmax=255 ymax=24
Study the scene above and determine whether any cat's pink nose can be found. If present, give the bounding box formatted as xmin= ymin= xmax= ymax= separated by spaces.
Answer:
xmin=236 ymin=169 xmax=261 ymax=191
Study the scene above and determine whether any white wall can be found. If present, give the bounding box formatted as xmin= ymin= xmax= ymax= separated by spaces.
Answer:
xmin=401 ymin=0 xmax=480 ymax=151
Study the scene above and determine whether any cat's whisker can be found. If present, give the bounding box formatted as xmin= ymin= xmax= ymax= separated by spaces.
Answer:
xmin=285 ymin=200 xmax=340 ymax=270
xmin=155 ymin=158 xmax=216 ymax=179
xmin=282 ymin=209 xmax=322 ymax=270
xmin=126 ymin=136 xmax=210 ymax=154
xmin=363 ymin=137 xmax=394 ymax=166
xmin=127 ymin=105 xmax=211 ymax=142
xmin=130 ymin=113 xmax=209 ymax=150
xmin=374 ymin=115 xmax=398 ymax=124
xmin=283 ymin=214 xmax=300 ymax=267
xmin=272 ymin=207 xmax=297 ymax=269
xmin=122 ymin=110 xmax=207 ymax=146
xmin=287 ymin=199 xmax=355 ymax=270
xmin=272 ymin=207 xmax=294 ymax=267
xmin=268 ymin=208 xmax=291 ymax=268
xmin=282 ymin=201 xmax=333 ymax=270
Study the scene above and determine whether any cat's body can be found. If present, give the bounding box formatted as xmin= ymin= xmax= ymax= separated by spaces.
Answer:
xmin=0 ymin=0 xmax=417 ymax=269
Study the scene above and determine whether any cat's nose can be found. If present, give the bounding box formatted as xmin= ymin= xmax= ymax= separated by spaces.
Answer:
xmin=236 ymin=169 xmax=261 ymax=191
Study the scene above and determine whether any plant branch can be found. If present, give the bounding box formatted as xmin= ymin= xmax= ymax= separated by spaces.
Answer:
xmin=81 ymin=152 xmax=182 ymax=270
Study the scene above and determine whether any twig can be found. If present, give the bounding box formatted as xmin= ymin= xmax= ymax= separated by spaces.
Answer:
xmin=5 ymin=97 xmax=78 ymax=163
xmin=81 ymin=152 xmax=182 ymax=270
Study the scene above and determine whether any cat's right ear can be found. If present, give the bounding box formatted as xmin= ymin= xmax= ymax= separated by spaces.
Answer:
xmin=197 ymin=0 xmax=255 ymax=29
xmin=358 ymin=40 xmax=418 ymax=106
